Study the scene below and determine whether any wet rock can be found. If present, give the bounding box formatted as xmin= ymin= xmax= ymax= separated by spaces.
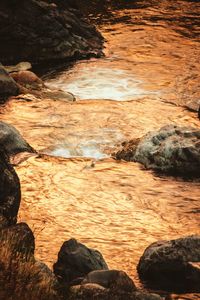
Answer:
xmin=0 ymin=63 xmax=19 ymax=101
xmin=53 ymin=238 xmax=108 ymax=284
xmin=114 ymin=125 xmax=200 ymax=176
xmin=5 ymin=62 xmax=32 ymax=73
xmin=82 ymin=269 xmax=136 ymax=292
xmin=0 ymin=149 xmax=21 ymax=226
xmin=69 ymin=283 xmax=162 ymax=300
xmin=0 ymin=121 xmax=36 ymax=156
xmin=137 ymin=235 xmax=200 ymax=292
xmin=42 ymin=90 xmax=76 ymax=102
xmin=0 ymin=0 xmax=103 ymax=64
xmin=11 ymin=70 xmax=44 ymax=90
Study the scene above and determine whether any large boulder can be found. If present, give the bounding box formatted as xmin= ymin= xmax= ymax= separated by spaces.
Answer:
xmin=0 ymin=0 xmax=104 ymax=64
xmin=114 ymin=125 xmax=200 ymax=176
xmin=0 ymin=148 xmax=21 ymax=226
xmin=0 ymin=63 xmax=19 ymax=101
xmin=137 ymin=235 xmax=200 ymax=292
xmin=0 ymin=121 xmax=35 ymax=156
xmin=53 ymin=238 xmax=108 ymax=285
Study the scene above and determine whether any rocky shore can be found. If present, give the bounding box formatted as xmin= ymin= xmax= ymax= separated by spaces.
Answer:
xmin=0 ymin=0 xmax=104 ymax=65
xmin=0 ymin=1 xmax=199 ymax=299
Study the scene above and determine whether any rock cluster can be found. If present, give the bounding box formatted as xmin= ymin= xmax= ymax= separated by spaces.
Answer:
xmin=0 ymin=0 xmax=104 ymax=64
xmin=0 ymin=123 xmax=199 ymax=299
xmin=114 ymin=125 xmax=200 ymax=176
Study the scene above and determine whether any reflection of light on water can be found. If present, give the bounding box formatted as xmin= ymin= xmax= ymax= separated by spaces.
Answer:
xmin=50 ymin=144 xmax=108 ymax=159
xmin=46 ymin=65 xmax=155 ymax=101
xmin=45 ymin=128 xmax=123 ymax=159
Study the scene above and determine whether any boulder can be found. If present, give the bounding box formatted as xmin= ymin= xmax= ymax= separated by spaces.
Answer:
xmin=137 ymin=235 xmax=200 ymax=292
xmin=0 ymin=121 xmax=36 ymax=156
xmin=114 ymin=125 xmax=200 ymax=176
xmin=53 ymin=238 xmax=108 ymax=285
xmin=0 ymin=0 xmax=104 ymax=64
xmin=0 ymin=63 xmax=19 ymax=101
xmin=0 ymin=148 xmax=21 ymax=226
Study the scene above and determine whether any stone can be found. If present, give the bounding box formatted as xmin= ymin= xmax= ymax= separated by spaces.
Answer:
xmin=5 ymin=62 xmax=32 ymax=73
xmin=114 ymin=125 xmax=200 ymax=176
xmin=11 ymin=70 xmax=44 ymax=89
xmin=53 ymin=238 xmax=108 ymax=284
xmin=0 ymin=0 xmax=104 ymax=64
xmin=0 ymin=63 xmax=19 ymax=101
xmin=0 ymin=121 xmax=36 ymax=156
xmin=82 ymin=269 xmax=136 ymax=292
xmin=137 ymin=235 xmax=200 ymax=292
xmin=0 ymin=148 xmax=21 ymax=226
xmin=69 ymin=284 xmax=162 ymax=300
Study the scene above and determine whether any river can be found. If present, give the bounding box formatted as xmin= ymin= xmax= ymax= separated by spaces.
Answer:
xmin=1 ymin=1 xmax=200 ymax=298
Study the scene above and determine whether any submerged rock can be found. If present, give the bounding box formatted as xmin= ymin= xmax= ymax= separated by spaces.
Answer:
xmin=0 ymin=0 xmax=103 ymax=64
xmin=114 ymin=125 xmax=200 ymax=176
xmin=53 ymin=238 xmax=108 ymax=285
xmin=137 ymin=235 xmax=200 ymax=292
xmin=0 ymin=149 xmax=21 ymax=226
xmin=0 ymin=63 xmax=19 ymax=101
xmin=0 ymin=121 xmax=35 ymax=156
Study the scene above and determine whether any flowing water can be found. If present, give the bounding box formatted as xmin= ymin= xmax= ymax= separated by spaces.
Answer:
xmin=1 ymin=0 xmax=200 ymax=298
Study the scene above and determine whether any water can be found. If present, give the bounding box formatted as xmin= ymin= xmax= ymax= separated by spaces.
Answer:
xmin=1 ymin=1 xmax=200 ymax=298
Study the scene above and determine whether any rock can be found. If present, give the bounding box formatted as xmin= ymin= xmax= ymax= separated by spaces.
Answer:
xmin=0 ymin=0 xmax=104 ymax=64
xmin=0 ymin=148 xmax=21 ymax=226
xmin=11 ymin=70 xmax=44 ymax=89
xmin=82 ymin=269 xmax=136 ymax=292
xmin=53 ymin=238 xmax=108 ymax=284
xmin=0 ymin=63 xmax=19 ymax=101
xmin=5 ymin=62 xmax=32 ymax=73
xmin=137 ymin=235 xmax=200 ymax=292
xmin=69 ymin=284 xmax=162 ymax=300
xmin=0 ymin=121 xmax=36 ymax=156
xmin=114 ymin=125 xmax=200 ymax=176
xmin=42 ymin=90 xmax=76 ymax=102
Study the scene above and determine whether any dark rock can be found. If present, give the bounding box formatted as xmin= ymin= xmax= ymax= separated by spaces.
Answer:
xmin=0 ymin=0 xmax=104 ymax=64
xmin=53 ymin=238 xmax=108 ymax=284
xmin=114 ymin=125 xmax=200 ymax=176
xmin=0 ymin=121 xmax=36 ymax=156
xmin=0 ymin=148 xmax=21 ymax=226
xmin=82 ymin=269 xmax=136 ymax=292
xmin=69 ymin=284 xmax=162 ymax=300
xmin=0 ymin=63 xmax=19 ymax=101
xmin=5 ymin=62 xmax=32 ymax=73
xmin=137 ymin=235 xmax=200 ymax=292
